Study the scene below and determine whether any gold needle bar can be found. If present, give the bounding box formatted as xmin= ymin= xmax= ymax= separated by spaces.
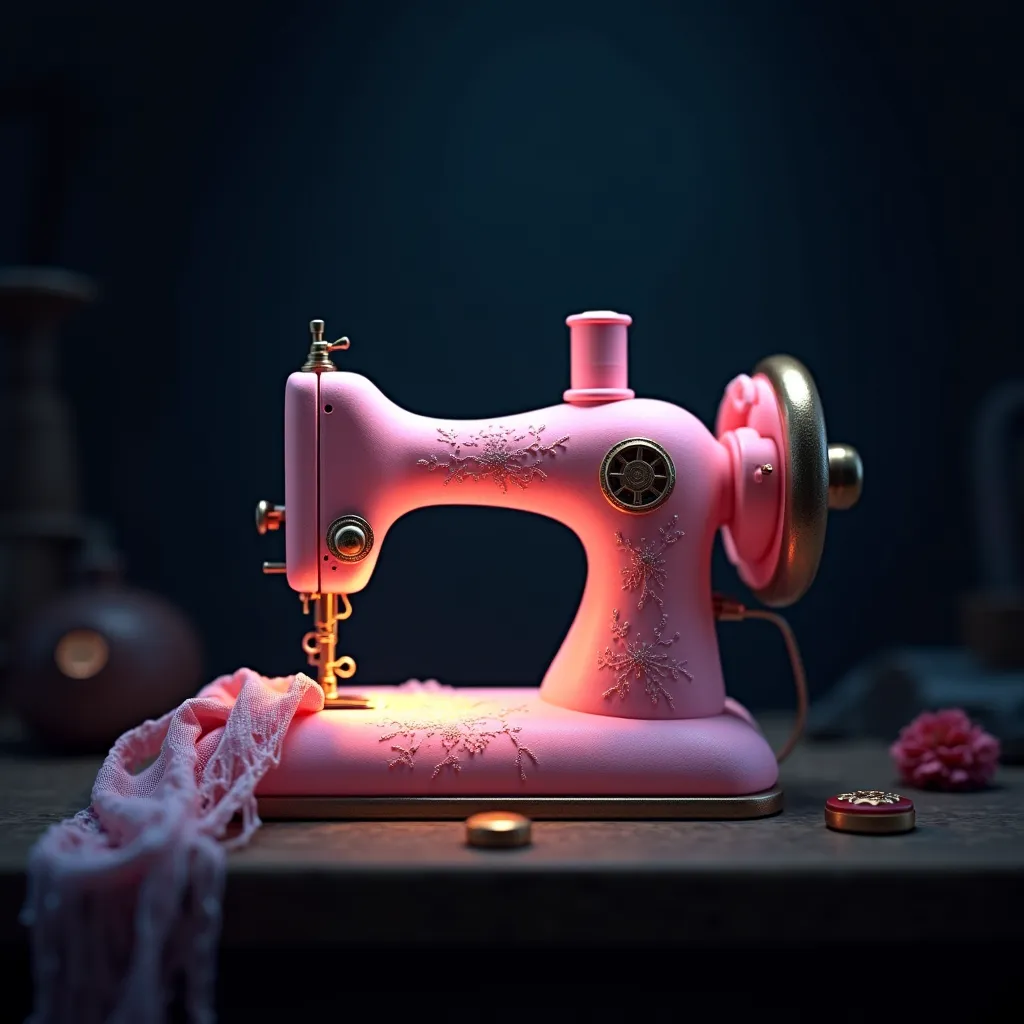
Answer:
xmin=300 ymin=592 xmax=369 ymax=708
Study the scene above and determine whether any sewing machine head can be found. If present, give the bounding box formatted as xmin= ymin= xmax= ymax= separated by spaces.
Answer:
xmin=257 ymin=311 xmax=862 ymax=719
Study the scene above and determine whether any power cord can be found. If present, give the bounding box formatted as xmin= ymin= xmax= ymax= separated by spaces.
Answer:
xmin=713 ymin=593 xmax=808 ymax=764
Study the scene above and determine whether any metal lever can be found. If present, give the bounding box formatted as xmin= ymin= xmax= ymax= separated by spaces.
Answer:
xmin=262 ymin=562 xmax=287 ymax=574
xmin=255 ymin=500 xmax=285 ymax=535
xmin=301 ymin=318 xmax=351 ymax=373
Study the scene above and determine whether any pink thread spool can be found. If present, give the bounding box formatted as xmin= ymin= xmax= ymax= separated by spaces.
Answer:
xmin=563 ymin=310 xmax=636 ymax=405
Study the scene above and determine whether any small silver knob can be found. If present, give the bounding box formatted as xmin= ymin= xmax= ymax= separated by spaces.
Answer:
xmin=827 ymin=444 xmax=863 ymax=511
xmin=326 ymin=515 xmax=374 ymax=562
xmin=334 ymin=523 xmax=366 ymax=557
xmin=255 ymin=500 xmax=285 ymax=535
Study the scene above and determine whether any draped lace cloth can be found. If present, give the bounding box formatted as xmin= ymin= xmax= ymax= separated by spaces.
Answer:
xmin=21 ymin=667 xmax=324 ymax=1024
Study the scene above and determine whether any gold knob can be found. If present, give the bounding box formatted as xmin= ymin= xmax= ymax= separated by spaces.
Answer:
xmin=262 ymin=562 xmax=287 ymax=575
xmin=326 ymin=515 xmax=374 ymax=562
xmin=827 ymin=444 xmax=863 ymax=510
xmin=255 ymin=500 xmax=285 ymax=535
xmin=465 ymin=811 xmax=532 ymax=849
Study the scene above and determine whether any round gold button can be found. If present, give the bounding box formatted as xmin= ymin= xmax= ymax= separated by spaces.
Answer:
xmin=465 ymin=811 xmax=532 ymax=849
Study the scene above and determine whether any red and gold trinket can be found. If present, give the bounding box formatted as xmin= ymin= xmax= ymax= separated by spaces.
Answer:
xmin=824 ymin=790 xmax=916 ymax=835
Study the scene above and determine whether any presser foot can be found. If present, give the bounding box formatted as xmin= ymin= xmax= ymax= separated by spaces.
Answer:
xmin=322 ymin=693 xmax=375 ymax=710
xmin=256 ymin=789 xmax=784 ymax=822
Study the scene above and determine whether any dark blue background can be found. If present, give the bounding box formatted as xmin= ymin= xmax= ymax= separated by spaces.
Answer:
xmin=2 ymin=1 xmax=1021 ymax=709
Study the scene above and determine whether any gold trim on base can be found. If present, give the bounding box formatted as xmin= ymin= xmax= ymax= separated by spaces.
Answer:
xmin=824 ymin=806 xmax=916 ymax=835
xmin=256 ymin=787 xmax=784 ymax=821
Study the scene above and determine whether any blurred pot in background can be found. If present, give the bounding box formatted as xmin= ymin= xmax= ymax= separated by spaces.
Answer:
xmin=5 ymin=524 xmax=203 ymax=754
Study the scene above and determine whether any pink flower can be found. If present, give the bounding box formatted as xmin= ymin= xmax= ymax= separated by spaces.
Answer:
xmin=890 ymin=708 xmax=1001 ymax=791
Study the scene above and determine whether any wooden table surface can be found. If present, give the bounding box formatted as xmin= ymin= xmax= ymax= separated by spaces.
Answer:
xmin=1 ymin=716 xmax=1022 ymax=950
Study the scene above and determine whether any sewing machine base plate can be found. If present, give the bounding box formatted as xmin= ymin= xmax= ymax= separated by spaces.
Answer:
xmin=256 ymin=684 xmax=783 ymax=815
xmin=256 ymin=788 xmax=784 ymax=821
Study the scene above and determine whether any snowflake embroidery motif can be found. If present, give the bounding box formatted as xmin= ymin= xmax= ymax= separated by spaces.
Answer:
xmin=615 ymin=515 xmax=685 ymax=610
xmin=599 ymin=514 xmax=692 ymax=707
xmin=377 ymin=702 xmax=538 ymax=780
xmin=598 ymin=610 xmax=693 ymax=707
xmin=417 ymin=425 xmax=569 ymax=492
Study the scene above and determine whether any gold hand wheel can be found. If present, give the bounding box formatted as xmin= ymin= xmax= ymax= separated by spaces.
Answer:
xmin=751 ymin=355 xmax=863 ymax=607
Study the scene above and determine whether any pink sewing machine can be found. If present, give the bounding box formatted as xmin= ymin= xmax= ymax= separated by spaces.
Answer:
xmin=253 ymin=311 xmax=863 ymax=820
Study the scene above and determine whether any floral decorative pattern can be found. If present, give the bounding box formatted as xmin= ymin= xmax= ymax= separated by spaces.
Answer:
xmin=417 ymin=425 xmax=569 ymax=492
xmin=377 ymin=700 xmax=537 ymax=780
xmin=599 ymin=514 xmax=692 ymax=707
xmin=835 ymin=790 xmax=903 ymax=806
xmin=615 ymin=515 xmax=684 ymax=611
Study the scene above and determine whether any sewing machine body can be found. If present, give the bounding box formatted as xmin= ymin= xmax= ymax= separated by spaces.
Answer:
xmin=291 ymin=374 xmax=752 ymax=719
xmin=255 ymin=312 xmax=863 ymax=819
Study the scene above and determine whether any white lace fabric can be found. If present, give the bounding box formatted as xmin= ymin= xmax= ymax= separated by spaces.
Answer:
xmin=20 ymin=668 xmax=324 ymax=1024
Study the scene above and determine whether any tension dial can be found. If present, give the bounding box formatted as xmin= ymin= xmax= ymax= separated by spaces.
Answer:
xmin=326 ymin=514 xmax=374 ymax=562
xmin=599 ymin=438 xmax=676 ymax=514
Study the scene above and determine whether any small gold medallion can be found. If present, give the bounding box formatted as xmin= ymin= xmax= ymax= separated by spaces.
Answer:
xmin=824 ymin=790 xmax=916 ymax=835
xmin=835 ymin=790 xmax=902 ymax=806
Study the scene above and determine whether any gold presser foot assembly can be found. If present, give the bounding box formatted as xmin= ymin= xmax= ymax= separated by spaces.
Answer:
xmin=258 ymin=504 xmax=371 ymax=711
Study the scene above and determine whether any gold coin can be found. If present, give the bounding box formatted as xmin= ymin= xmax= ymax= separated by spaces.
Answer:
xmin=465 ymin=811 xmax=532 ymax=849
